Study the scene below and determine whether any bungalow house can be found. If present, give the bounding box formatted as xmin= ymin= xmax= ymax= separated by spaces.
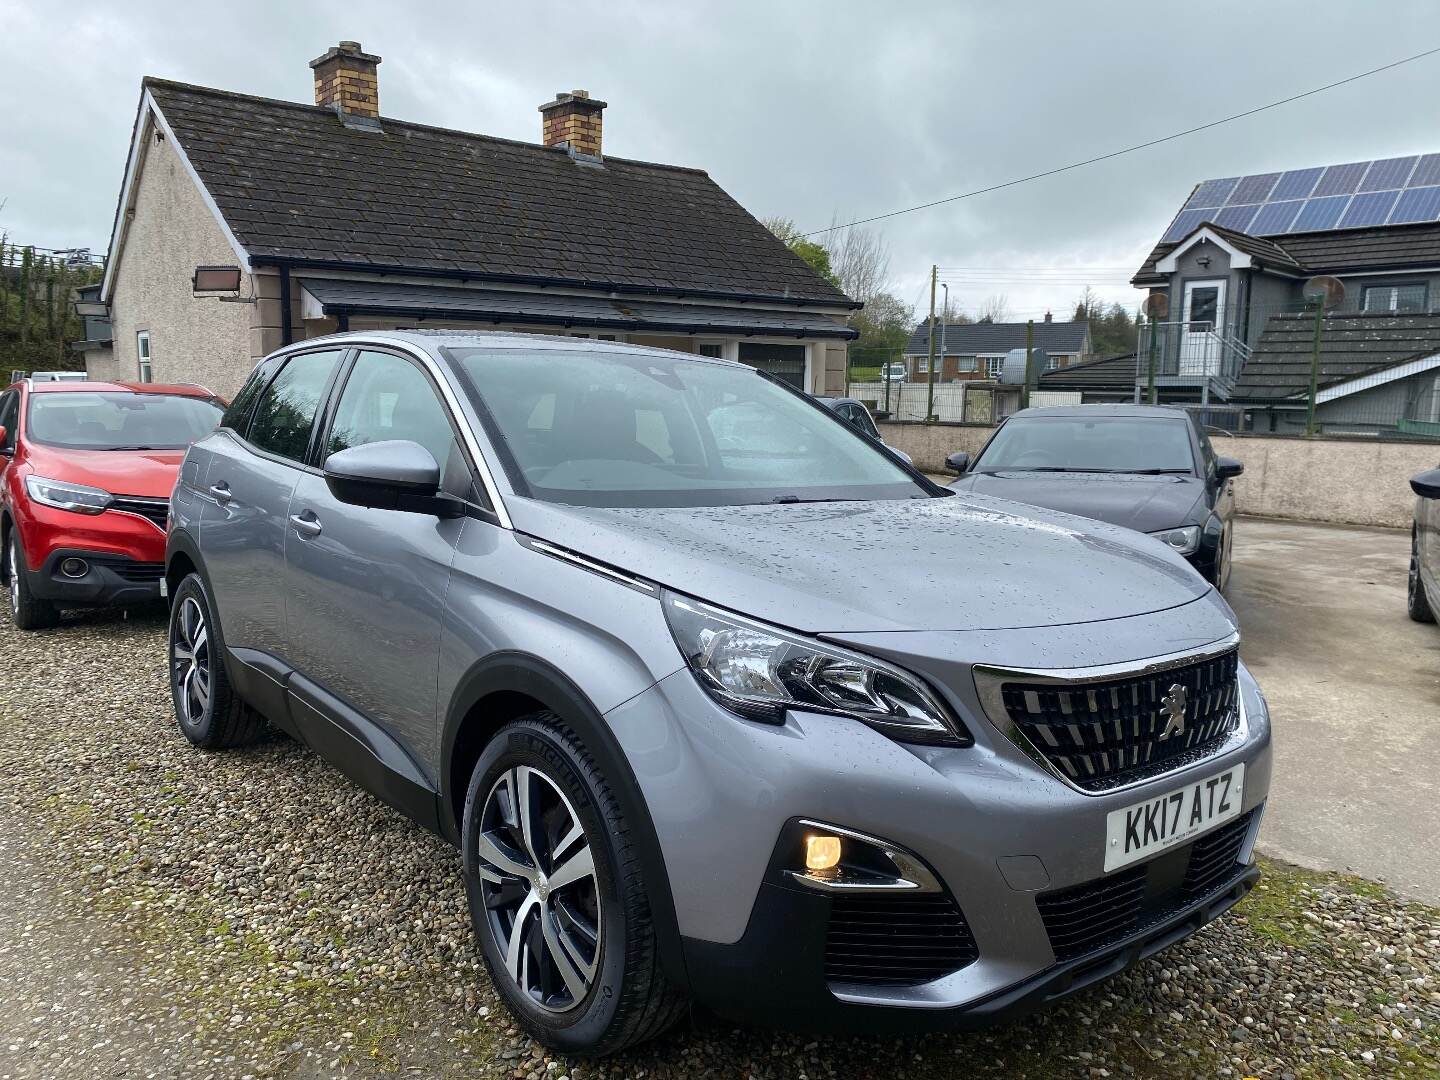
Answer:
xmin=1130 ymin=155 xmax=1440 ymax=435
xmin=899 ymin=316 xmax=1090 ymax=382
xmin=92 ymin=41 xmax=858 ymax=399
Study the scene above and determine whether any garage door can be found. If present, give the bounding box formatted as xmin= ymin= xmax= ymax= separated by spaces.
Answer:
xmin=738 ymin=343 xmax=806 ymax=389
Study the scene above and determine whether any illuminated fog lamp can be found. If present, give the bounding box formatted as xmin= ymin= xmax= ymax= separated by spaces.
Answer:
xmin=804 ymin=833 xmax=843 ymax=872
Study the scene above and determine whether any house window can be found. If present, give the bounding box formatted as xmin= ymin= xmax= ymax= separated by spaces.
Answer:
xmin=1363 ymin=283 xmax=1428 ymax=313
xmin=136 ymin=331 xmax=152 ymax=383
xmin=915 ymin=354 xmax=930 ymax=374
xmin=695 ymin=342 xmax=724 ymax=358
xmin=983 ymin=356 xmax=1004 ymax=378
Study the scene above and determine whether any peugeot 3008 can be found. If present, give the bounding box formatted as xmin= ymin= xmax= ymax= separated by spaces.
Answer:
xmin=166 ymin=332 xmax=1272 ymax=1055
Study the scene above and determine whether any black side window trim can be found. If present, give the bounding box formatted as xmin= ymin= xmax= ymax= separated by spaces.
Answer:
xmin=313 ymin=345 xmax=494 ymax=516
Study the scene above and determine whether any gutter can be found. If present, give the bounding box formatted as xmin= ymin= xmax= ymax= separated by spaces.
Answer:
xmin=247 ymin=255 xmax=862 ymax=311
xmin=316 ymin=301 xmax=859 ymax=340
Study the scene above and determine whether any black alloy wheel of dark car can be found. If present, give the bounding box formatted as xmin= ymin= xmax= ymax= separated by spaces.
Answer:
xmin=167 ymin=574 xmax=267 ymax=748
xmin=460 ymin=715 xmax=687 ymax=1055
xmin=1409 ymin=528 xmax=1435 ymax=624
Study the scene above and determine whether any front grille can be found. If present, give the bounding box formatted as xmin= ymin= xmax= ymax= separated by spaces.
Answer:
xmin=89 ymin=557 xmax=165 ymax=583
xmin=824 ymin=892 xmax=978 ymax=986
xmin=1001 ymin=650 xmax=1240 ymax=791
xmin=1037 ymin=810 xmax=1255 ymax=962
xmin=109 ymin=496 xmax=169 ymax=530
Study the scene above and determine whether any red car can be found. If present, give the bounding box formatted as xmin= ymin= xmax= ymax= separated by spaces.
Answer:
xmin=0 ymin=378 xmax=224 ymax=629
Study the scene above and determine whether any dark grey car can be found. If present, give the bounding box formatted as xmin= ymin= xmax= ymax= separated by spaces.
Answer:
xmin=165 ymin=332 xmax=1272 ymax=1055
xmin=1409 ymin=465 xmax=1440 ymax=622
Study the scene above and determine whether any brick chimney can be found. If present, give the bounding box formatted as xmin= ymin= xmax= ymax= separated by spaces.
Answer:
xmin=539 ymin=90 xmax=607 ymax=158
xmin=1044 ymin=310 xmax=1053 ymax=322
xmin=310 ymin=41 xmax=382 ymax=120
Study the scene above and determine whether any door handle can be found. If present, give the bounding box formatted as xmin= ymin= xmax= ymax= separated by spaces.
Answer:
xmin=208 ymin=482 xmax=233 ymax=504
xmin=289 ymin=512 xmax=322 ymax=538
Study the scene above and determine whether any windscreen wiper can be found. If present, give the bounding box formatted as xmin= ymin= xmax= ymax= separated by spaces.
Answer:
xmin=769 ymin=495 xmax=861 ymax=504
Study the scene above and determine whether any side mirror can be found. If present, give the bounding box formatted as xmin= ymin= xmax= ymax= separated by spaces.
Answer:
xmin=1411 ymin=467 xmax=1440 ymax=500
xmin=945 ymin=451 xmax=970 ymax=475
xmin=323 ymin=440 xmax=462 ymax=517
xmin=1215 ymin=457 xmax=1244 ymax=480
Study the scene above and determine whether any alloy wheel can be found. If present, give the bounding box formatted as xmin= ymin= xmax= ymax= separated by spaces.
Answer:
xmin=475 ymin=765 xmax=601 ymax=1013
xmin=171 ymin=596 xmax=212 ymax=726
xmin=8 ymin=540 xmax=19 ymax=618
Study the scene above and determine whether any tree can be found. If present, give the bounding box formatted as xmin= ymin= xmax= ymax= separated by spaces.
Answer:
xmin=977 ymin=294 xmax=1010 ymax=324
xmin=761 ymin=217 xmax=839 ymax=288
xmin=826 ymin=217 xmax=890 ymax=307
xmin=1073 ymin=290 xmax=1138 ymax=357
xmin=0 ymin=243 xmax=100 ymax=374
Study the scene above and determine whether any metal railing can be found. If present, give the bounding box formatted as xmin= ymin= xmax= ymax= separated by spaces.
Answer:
xmin=1135 ymin=320 xmax=1249 ymax=384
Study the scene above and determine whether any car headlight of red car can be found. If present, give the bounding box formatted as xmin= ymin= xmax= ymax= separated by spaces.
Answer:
xmin=24 ymin=475 xmax=114 ymax=515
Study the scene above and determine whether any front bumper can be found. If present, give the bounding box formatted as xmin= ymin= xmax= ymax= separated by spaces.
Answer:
xmin=602 ymin=623 xmax=1272 ymax=1030
xmin=23 ymin=547 xmax=165 ymax=607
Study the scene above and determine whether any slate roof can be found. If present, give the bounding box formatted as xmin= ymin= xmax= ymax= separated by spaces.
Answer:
xmin=1132 ymin=220 xmax=1440 ymax=285
xmin=901 ymin=319 xmax=1089 ymax=356
xmin=1037 ymin=352 xmax=1138 ymax=389
xmin=297 ymin=278 xmax=855 ymax=337
xmin=142 ymin=79 xmax=853 ymax=307
xmin=1233 ymin=310 xmax=1440 ymax=401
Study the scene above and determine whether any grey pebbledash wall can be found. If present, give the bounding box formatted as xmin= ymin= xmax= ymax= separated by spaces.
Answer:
xmin=877 ymin=421 xmax=1436 ymax=530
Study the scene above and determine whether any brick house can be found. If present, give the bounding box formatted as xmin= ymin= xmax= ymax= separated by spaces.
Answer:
xmin=899 ymin=316 xmax=1090 ymax=383
xmin=93 ymin=41 xmax=858 ymax=398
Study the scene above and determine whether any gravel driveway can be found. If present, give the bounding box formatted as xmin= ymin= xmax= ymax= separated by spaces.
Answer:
xmin=1 ymin=609 xmax=1436 ymax=1079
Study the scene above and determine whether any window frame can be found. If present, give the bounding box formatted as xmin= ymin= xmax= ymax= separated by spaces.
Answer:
xmin=983 ymin=355 xmax=1005 ymax=378
xmin=234 ymin=347 xmax=349 ymax=474
xmin=694 ymin=340 xmax=725 ymax=359
xmin=1362 ymin=282 xmax=1429 ymax=313
xmin=315 ymin=345 xmax=491 ymax=516
xmin=136 ymin=331 xmax=152 ymax=383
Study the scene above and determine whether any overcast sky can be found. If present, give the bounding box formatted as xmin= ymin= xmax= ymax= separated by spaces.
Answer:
xmin=5 ymin=1 xmax=1440 ymax=323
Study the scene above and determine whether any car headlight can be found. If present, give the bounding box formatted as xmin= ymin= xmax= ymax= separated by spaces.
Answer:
xmin=24 ymin=475 xmax=113 ymax=515
xmin=1148 ymin=524 xmax=1200 ymax=555
xmin=663 ymin=592 xmax=967 ymax=745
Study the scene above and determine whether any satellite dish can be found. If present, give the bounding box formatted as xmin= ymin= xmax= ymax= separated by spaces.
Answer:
xmin=1142 ymin=293 xmax=1169 ymax=319
xmin=1303 ymin=275 xmax=1345 ymax=310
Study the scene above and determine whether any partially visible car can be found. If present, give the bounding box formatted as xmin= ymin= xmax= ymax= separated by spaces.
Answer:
xmin=945 ymin=404 xmax=1243 ymax=589
xmin=28 ymin=370 xmax=90 ymax=382
xmin=815 ymin=396 xmax=913 ymax=465
xmin=0 ymin=378 xmax=224 ymax=628
xmin=1408 ymin=465 xmax=1440 ymax=623
xmin=878 ymin=361 xmax=907 ymax=382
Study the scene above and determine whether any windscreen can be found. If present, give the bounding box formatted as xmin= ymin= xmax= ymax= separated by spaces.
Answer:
xmin=975 ymin=416 xmax=1196 ymax=473
xmin=447 ymin=348 xmax=926 ymax=508
xmin=27 ymin=392 xmax=223 ymax=450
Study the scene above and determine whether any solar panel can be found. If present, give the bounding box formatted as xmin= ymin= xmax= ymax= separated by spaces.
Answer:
xmin=1339 ymin=190 xmax=1400 ymax=228
xmin=1213 ymin=204 xmax=1260 ymax=232
xmin=1160 ymin=153 xmax=1440 ymax=245
xmin=1271 ymin=167 xmax=1323 ymax=200
xmin=1227 ymin=173 xmax=1278 ymax=205
xmin=1409 ymin=154 xmax=1440 ymax=187
xmin=1391 ymin=185 xmax=1440 ymax=224
xmin=1292 ymin=196 xmax=1349 ymax=232
xmin=1184 ymin=178 xmax=1239 ymax=210
xmin=1249 ymin=200 xmax=1303 ymax=235
xmin=1359 ymin=156 xmax=1417 ymax=192
xmin=1312 ymin=162 xmax=1369 ymax=197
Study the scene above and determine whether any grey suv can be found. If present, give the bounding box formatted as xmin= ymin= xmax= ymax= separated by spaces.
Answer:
xmin=166 ymin=332 xmax=1272 ymax=1055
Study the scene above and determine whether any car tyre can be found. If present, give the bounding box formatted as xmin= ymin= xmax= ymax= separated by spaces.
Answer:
xmin=6 ymin=535 xmax=60 ymax=631
xmin=168 ymin=573 xmax=266 ymax=748
xmin=461 ymin=714 xmax=687 ymax=1056
xmin=1408 ymin=528 xmax=1435 ymax=624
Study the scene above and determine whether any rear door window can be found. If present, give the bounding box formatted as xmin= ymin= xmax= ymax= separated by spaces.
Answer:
xmin=246 ymin=350 xmax=343 ymax=464
xmin=0 ymin=390 xmax=18 ymax=451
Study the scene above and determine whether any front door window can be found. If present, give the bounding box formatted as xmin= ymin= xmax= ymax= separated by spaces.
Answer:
xmin=1181 ymin=280 xmax=1226 ymax=376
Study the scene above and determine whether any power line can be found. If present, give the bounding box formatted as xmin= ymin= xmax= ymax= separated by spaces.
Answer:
xmin=803 ymin=44 xmax=1440 ymax=238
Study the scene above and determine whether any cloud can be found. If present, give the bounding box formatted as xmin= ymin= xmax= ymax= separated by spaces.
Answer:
xmin=5 ymin=0 xmax=1440 ymax=322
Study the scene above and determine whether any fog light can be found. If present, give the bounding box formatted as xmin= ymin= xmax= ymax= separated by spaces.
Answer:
xmin=60 ymin=558 xmax=89 ymax=578
xmin=805 ymin=834 xmax=843 ymax=871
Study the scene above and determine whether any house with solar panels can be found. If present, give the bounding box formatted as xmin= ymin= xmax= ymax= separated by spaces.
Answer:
xmin=1130 ymin=155 xmax=1440 ymax=435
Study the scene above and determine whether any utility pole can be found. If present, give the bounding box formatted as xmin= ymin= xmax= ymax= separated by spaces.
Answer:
xmin=925 ymin=265 xmax=937 ymax=423
xmin=1021 ymin=318 xmax=1035 ymax=409
xmin=1305 ymin=297 xmax=1324 ymax=436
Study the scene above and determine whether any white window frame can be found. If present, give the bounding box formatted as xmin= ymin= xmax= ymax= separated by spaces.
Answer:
xmin=915 ymin=354 xmax=931 ymax=374
xmin=695 ymin=340 xmax=724 ymax=359
xmin=982 ymin=355 xmax=1005 ymax=378
xmin=1363 ymin=283 xmax=1428 ymax=313
xmin=136 ymin=331 xmax=152 ymax=383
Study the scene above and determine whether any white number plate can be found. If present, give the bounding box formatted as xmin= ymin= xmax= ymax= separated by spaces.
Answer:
xmin=1104 ymin=764 xmax=1244 ymax=872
